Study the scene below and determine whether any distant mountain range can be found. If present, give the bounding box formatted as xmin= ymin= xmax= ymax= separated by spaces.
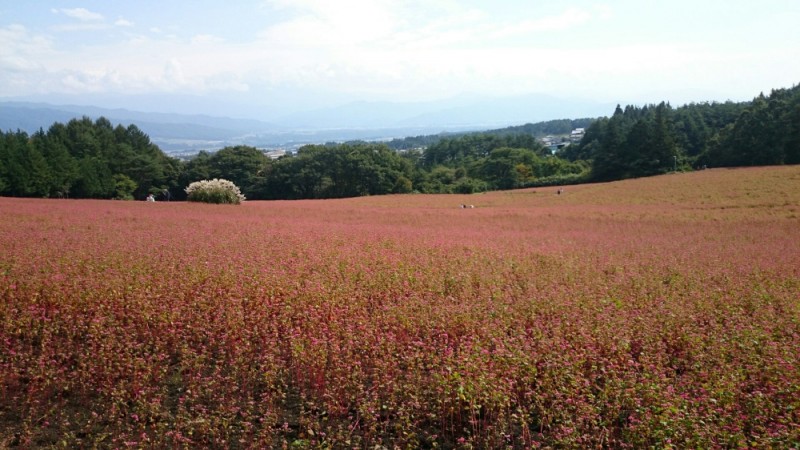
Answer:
xmin=0 ymin=94 xmax=613 ymax=154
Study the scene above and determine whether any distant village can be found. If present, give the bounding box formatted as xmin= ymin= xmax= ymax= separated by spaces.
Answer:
xmin=256 ymin=127 xmax=588 ymax=160
xmin=264 ymin=149 xmax=288 ymax=160
xmin=171 ymin=126 xmax=589 ymax=161
xmin=541 ymin=128 xmax=585 ymax=154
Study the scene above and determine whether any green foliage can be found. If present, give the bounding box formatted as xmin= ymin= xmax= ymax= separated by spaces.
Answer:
xmin=487 ymin=117 xmax=596 ymax=137
xmin=0 ymin=116 xmax=180 ymax=199
xmin=405 ymin=140 xmax=588 ymax=194
xmin=478 ymin=147 xmax=538 ymax=189
xmin=588 ymin=103 xmax=681 ymax=181
xmin=0 ymin=130 xmax=50 ymax=196
xmin=422 ymin=133 xmax=549 ymax=168
xmin=699 ymin=87 xmax=800 ymax=167
xmin=182 ymin=146 xmax=270 ymax=199
xmin=113 ymin=174 xmax=138 ymax=200
xmin=257 ymin=143 xmax=414 ymax=199
xmin=526 ymin=171 xmax=592 ymax=187
xmin=0 ymin=161 xmax=6 ymax=194
xmin=185 ymin=178 xmax=245 ymax=204
xmin=394 ymin=175 xmax=413 ymax=193
xmin=452 ymin=177 xmax=488 ymax=194
xmin=394 ymin=131 xmax=590 ymax=193
xmin=569 ymin=86 xmax=799 ymax=182
xmin=787 ymin=102 xmax=800 ymax=164
xmin=2 ymin=84 xmax=798 ymax=201
xmin=386 ymin=118 xmax=595 ymax=151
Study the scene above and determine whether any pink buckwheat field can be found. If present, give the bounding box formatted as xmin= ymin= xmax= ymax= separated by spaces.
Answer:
xmin=1 ymin=166 xmax=799 ymax=448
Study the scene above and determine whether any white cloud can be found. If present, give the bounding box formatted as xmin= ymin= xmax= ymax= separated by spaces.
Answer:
xmin=164 ymin=59 xmax=186 ymax=86
xmin=28 ymin=4 xmax=615 ymax=100
xmin=52 ymin=8 xmax=104 ymax=22
xmin=0 ymin=25 xmax=52 ymax=74
xmin=3 ymin=1 xmax=796 ymax=108
xmin=241 ymin=3 xmax=621 ymax=99
xmin=259 ymin=0 xmax=400 ymax=49
xmin=491 ymin=7 xmax=592 ymax=39
xmin=52 ymin=23 xmax=110 ymax=32
xmin=594 ymin=4 xmax=613 ymax=21
xmin=191 ymin=34 xmax=224 ymax=44
xmin=61 ymin=71 xmax=111 ymax=93
xmin=49 ymin=7 xmax=110 ymax=32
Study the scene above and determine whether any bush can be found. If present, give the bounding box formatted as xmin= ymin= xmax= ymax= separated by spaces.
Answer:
xmin=453 ymin=177 xmax=489 ymax=194
xmin=112 ymin=174 xmax=137 ymax=200
xmin=525 ymin=171 xmax=592 ymax=188
xmin=185 ymin=178 xmax=246 ymax=204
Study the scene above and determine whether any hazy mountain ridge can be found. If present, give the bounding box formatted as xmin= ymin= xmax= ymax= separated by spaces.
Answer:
xmin=0 ymin=94 xmax=613 ymax=152
xmin=272 ymin=94 xmax=613 ymax=129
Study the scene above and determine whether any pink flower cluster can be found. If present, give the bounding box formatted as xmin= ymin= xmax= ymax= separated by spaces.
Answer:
xmin=1 ymin=166 xmax=799 ymax=448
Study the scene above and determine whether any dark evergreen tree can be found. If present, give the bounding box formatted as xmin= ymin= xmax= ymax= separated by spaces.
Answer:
xmin=648 ymin=102 xmax=679 ymax=174
xmin=786 ymin=101 xmax=800 ymax=164
xmin=1 ymin=131 xmax=50 ymax=196
xmin=591 ymin=106 xmax=627 ymax=181
xmin=623 ymin=119 xmax=652 ymax=177
xmin=35 ymin=127 xmax=78 ymax=197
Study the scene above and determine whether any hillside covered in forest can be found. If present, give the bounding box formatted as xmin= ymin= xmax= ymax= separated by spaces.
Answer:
xmin=1 ymin=84 xmax=798 ymax=200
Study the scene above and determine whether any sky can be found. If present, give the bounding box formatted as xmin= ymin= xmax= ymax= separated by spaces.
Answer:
xmin=1 ymin=0 xmax=799 ymax=120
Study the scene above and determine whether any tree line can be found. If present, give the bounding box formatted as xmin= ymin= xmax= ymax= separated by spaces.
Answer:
xmin=562 ymin=84 xmax=800 ymax=180
xmin=0 ymin=119 xmax=591 ymax=200
xmin=409 ymin=133 xmax=589 ymax=193
xmin=385 ymin=118 xmax=595 ymax=150
xmin=0 ymin=117 xmax=181 ymax=199
xmin=1 ymin=84 xmax=798 ymax=200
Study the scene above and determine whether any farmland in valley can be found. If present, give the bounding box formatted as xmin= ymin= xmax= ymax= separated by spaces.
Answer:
xmin=1 ymin=166 xmax=799 ymax=448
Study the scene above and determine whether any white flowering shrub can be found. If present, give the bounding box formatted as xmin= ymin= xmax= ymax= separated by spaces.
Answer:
xmin=185 ymin=178 xmax=246 ymax=204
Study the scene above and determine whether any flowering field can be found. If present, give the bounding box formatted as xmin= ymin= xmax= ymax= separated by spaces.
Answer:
xmin=1 ymin=166 xmax=799 ymax=448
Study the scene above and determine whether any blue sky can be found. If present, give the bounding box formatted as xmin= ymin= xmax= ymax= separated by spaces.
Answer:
xmin=1 ymin=0 xmax=798 ymax=118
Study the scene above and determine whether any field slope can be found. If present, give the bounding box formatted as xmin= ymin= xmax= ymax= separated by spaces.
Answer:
xmin=1 ymin=166 xmax=799 ymax=448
